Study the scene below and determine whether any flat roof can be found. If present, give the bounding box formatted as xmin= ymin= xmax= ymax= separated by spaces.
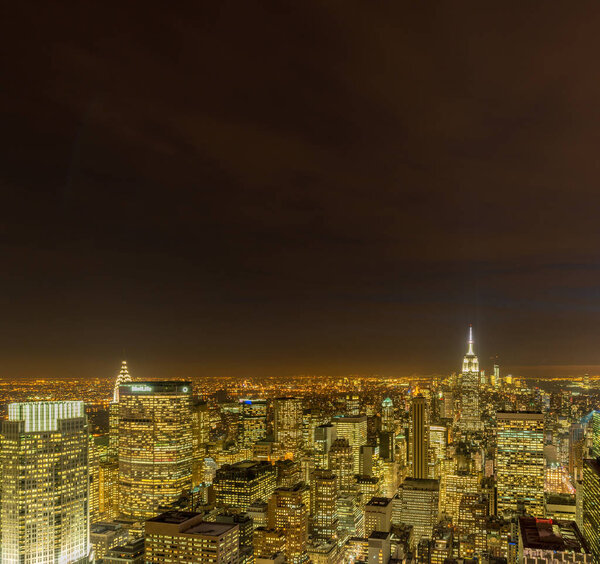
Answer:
xmin=519 ymin=518 xmax=589 ymax=553
xmin=185 ymin=521 xmax=237 ymax=536
xmin=366 ymin=497 xmax=392 ymax=507
xmin=148 ymin=511 xmax=199 ymax=524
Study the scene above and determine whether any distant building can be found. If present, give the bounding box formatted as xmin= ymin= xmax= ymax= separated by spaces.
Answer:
xmin=410 ymin=395 xmax=428 ymax=479
xmin=333 ymin=415 xmax=368 ymax=474
xmin=0 ymin=401 xmax=93 ymax=563
xmin=145 ymin=511 xmax=239 ymax=563
xmin=273 ymin=397 xmax=304 ymax=459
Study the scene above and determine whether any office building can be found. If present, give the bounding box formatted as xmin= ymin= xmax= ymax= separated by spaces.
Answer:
xmin=496 ymin=411 xmax=545 ymax=517
xmin=145 ymin=511 xmax=239 ymax=563
xmin=333 ymin=415 xmax=368 ymax=474
xmin=240 ymin=398 xmax=268 ymax=447
xmin=104 ymin=537 xmax=145 ymax=564
xmin=314 ymin=424 xmax=336 ymax=470
xmin=273 ymin=397 xmax=304 ymax=459
xmin=0 ymin=401 xmax=93 ymax=563
xmin=311 ymin=470 xmax=338 ymax=542
xmin=268 ymin=484 xmax=310 ymax=564
xmin=593 ymin=413 xmax=600 ymax=459
xmin=254 ymin=527 xmax=286 ymax=559
xmin=345 ymin=393 xmax=360 ymax=416
xmin=381 ymin=397 xmax=394 ymax=433
xmin=411 ymin=395 xmax=428 ymax=479
xmin=364 ymin=497 xmax=393 ymax=536
xmin=397 ymin=478 xmax=440 ymax=545
xmin=90 ymin=522 xmax=129 ymax=561
xmin=583 ymin=459 xmax=600 ymax=561
xmin=118 ymin=381 xmax=194 ymax=520
xmin=213 ymin=460 xmax=277 ymax=511
xmin=328 ymin=438 xmax=355 ymax=494
xmin=518 ymin=517 xmax=591 ymax=564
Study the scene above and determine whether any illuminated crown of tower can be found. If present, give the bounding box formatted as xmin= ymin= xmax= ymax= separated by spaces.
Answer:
xmin=113 ymin=360 xmax=132 ymax=402
xmin=462 ymin=324 xmax=479 ymax=374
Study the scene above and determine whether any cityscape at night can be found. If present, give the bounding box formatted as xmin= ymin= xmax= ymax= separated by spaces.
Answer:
xmin=4 ymin=2 xmax=600 ymax=564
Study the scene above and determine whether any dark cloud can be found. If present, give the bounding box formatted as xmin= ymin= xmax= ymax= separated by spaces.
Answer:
xmin=2 ymin=2 xmax=600 ymax=379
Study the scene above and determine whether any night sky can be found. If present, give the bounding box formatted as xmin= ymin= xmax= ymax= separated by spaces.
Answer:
xmin=3 ymin=3 xmax=600 ymax=380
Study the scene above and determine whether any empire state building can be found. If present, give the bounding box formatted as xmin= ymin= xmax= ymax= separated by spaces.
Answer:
xmin=459 ymin=325 xmax=482 ymax=431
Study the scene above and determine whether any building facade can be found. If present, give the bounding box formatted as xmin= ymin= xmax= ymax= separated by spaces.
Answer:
xmin=118 ymin=381 xmax=194 ymax=520
xmin=0 ymin=401 xmax=93 ymax=563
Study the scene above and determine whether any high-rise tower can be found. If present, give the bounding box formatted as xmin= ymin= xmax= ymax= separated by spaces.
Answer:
xmin=118 ymin=381 xmax=193 ymax=520
xmin=459 ymin=325 xmax=482 ymax=431
xmin=411 ymin=395 xmax=429 ymax=479
xmin=496 ymin=411 xmax=544 ymax=517
xmin=273 ymin=397 xmax=304 ymax=459
xmin=0 ymin=401 xmax=93 ymax=563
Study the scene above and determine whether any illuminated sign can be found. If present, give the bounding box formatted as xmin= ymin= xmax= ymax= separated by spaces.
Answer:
xmin=131 ymin=385 xmax=152 ymax=392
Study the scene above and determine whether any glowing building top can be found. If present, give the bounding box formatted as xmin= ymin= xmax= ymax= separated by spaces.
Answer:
xmin=462 ymin=325 xmax=479 ymax=375
xmin=113 ymin=360 xmax=132 ymax=402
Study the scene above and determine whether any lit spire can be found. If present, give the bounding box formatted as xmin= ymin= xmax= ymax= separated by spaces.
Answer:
xmin=113 ymin=360 xmax=132 ymax=402
xmin=467 ymin=324 xmax=474 ymax=356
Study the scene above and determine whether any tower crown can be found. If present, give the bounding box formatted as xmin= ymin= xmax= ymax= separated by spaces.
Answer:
xmin=462 ymin=325 xmax=479 ymax=374
xmin=113 ymin=360 xmax=132 ymax=402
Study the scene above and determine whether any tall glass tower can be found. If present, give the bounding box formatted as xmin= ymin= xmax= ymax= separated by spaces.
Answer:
xmin=0 ymin=401 xmax=93 ymax=563
xmin=118 ymin=381 xmax=193 ymax=520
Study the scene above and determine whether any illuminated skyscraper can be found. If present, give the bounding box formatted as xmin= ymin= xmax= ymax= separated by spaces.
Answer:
xmin=381 ymin=397 xmax=394 ymax=432
xmin=345 ymin=393 xmax=360 ymax=416
xmin=118 ymin=381 xmax=193 ymax=520
xmin=145 ymin=511 xmax=240 ymax=563
xmin=398 ymin=478 xmax=440 ymax=546
xmin=192 ymin=399 xmax=209 ymax=487
xmin=0 ymin=401 xmax=93 ymax=563
xmin=428 ymin=424 xmax=447 ymax=479
xmin=310 ymin=470 xmax=338 ymax=542
xmin=583 ymin=459 xmax=600 ymax=562
xmin=411 ymin=395 xmax=428 ymax=479
xmin=240 ymin=398 xmax=267 ymax=447
xmin=333 ymin=415 xmax=368 ymax=474
xmin=459 ymin=325 xmax=482 ymax=431
xmin=109 ymin=360 xmax=131 ymax=459
xmin=268 ymin=484 xmax=310 ymax=564
xmin=274 ymin=397 xmax=304 ymax=459
xmin=592 ymin=412 xmax=600 ymax=458
xmin=496 ymin=411 xmax=545 ymax=517
xmin=314 ymin=423 xmax=336 ymax=469
xmin=213 ymin=460 xmax=276 ymax=511
xmin=328 ymin=438 xmax=355 ymax=494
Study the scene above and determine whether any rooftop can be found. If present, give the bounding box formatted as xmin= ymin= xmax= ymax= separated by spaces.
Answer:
xmin=148 ymin=511 xmax=199 ymax=524
xmin=519 ymin=518 xmax=589 ymax=553
xmin=366 ymin=497 xmax=392 ymax=507
xmin=185 ymin=521 xmax=238 ymax=536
